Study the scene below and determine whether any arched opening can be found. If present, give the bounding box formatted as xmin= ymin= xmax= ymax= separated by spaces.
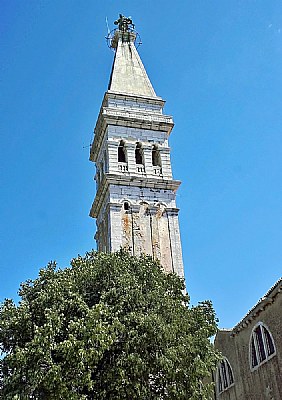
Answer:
xmin=152 ymin=145 xmax=161 ymax=167
xmin=103 ymin=150 xmax=107 ymax=173
xmin=123 ymin=201 xmax=130 ymax=211
xmin=135 ymin=142 xmax=143 ymax=165
xmin=118 ymin=141 xmax=126 ymax=163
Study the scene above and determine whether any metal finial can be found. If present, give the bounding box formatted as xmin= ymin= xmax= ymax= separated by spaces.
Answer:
xmin=106 ymin=15 xmax=141 ymax=50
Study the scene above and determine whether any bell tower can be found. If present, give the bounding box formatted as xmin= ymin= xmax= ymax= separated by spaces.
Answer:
xmin=89 ymin=15 xmax=184 ymax=276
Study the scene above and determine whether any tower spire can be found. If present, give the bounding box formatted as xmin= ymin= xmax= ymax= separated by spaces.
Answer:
xmin=108 ymin=15 xmax=157 ymax=98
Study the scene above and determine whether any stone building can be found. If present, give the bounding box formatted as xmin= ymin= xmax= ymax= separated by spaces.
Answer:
xmin=89 ymin=19 xmax=184 ymax=276
xmin=214 ymin=278 xmax=282 ymax=399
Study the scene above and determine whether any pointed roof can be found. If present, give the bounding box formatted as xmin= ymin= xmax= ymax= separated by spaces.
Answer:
xmin=108 ymin=30 xmax=157 ymax=98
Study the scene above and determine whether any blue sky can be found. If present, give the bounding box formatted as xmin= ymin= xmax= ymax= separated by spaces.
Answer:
xmin=1 ymin=1 xmax=281 ymax=329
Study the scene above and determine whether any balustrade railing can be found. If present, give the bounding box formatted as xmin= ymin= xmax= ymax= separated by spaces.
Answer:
xmin=118 ymin=162 xmax=128 ymax=172
xmin=136 ymin=164 xmax=145 ymax=173
xmin=118 ymin=163 xmax=162 ymax=175
xmin=153 ymin=166 xmax=162 ymax=176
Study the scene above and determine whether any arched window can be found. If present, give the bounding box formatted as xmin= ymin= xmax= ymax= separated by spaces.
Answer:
xmin=123 ymin=201 xmax=130 ymax=211
xmin=217 ymin=358 xmax=234 ymax=394
xmin=250 ymin=322 xmax=276 ymax=370
xmin=118 ymin=141 xmax=126 ymax=163
xmin=152 ymin=145 xmax=161 ymax=167
xmin=135 ymin=142 xmax=144 ymax=165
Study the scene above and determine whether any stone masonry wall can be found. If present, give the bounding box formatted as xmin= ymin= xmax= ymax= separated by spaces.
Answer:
xmin=214 ymin=291 xmax=282 ymax=400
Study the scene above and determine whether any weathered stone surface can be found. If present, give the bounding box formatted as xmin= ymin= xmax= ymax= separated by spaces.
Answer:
xmin=90 ymin=28 xmax=184 ymax=277
xmin=109 ymin=30 xmax=156 ymax=97
xmin=214 ymin=279 xmax=282 ymax=399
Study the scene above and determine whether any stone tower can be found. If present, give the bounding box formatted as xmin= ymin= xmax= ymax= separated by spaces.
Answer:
xmin=89 ymin=17 xmax=184 ymax=276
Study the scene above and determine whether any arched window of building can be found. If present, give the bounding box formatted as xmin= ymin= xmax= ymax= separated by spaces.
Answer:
xmin=217 ymin=358 xmax=234 ymax=394
xmin=123 ymin=201 xmax=130 ymax=211
xmin=250 ymin=322 xmax=276 ymax=370
xmin=135 ymin=142 xmax=144 ymax=165
xmin=118 ymin=140 xmax=126 ymax=163
xmin=152 ymin=144 xmax=161 ymax=167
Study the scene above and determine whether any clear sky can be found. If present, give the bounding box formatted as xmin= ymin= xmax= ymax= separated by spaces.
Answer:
xmin=1 ymin=1 xmax=281 ymax=329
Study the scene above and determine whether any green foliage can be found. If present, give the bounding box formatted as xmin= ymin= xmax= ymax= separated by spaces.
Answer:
xmin=0 ymin=251 xmax=220 ymax=399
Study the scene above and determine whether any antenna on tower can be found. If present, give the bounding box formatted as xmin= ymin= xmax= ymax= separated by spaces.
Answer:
xmin=105 ymin=15 xmax=142 ymax=50
xmin=105 ymin=16 xmax=110 ymax=36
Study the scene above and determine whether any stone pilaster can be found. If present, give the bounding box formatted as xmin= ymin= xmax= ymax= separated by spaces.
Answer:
xmin=107 ymin=140 xmax=119 ymax=174
xmin=160 ymin=147 xmax=173 ymax=179
xmin=142 ymin=144 xmax=154 ymax=176
xmin=166 ymin=208 xmax=184 ymax=277
xmin=125 ymin=141 xmax=136 ymax=174
xmin=108 ymin=203 xmax=122 ymax=252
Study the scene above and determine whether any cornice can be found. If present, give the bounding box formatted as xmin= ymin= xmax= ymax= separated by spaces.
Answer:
xmin=89 ymin=173 xmax=181 ymax=218
xmin=89 ymin=102 xmax=173 ymax=162
xmin=106 ymin=91 xmax=165 ymax=107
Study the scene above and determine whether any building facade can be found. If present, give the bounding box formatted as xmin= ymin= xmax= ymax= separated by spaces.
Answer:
xmin=89 ymin=19 xmax=184 ymax=276
xmin=214 ymin=278 xmax=282 ymax=399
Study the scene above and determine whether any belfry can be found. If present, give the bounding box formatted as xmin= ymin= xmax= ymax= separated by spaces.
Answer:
xmin=90 ymin=15 xmax=184 ymax=276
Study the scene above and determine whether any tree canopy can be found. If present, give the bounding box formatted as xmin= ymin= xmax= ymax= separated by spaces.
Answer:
xmin=0 ymin=251 xmax=219 ymax=399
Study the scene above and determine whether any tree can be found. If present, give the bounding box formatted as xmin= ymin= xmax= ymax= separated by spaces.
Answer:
xmin=0 ymin=251 xmax=219 ymax=399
